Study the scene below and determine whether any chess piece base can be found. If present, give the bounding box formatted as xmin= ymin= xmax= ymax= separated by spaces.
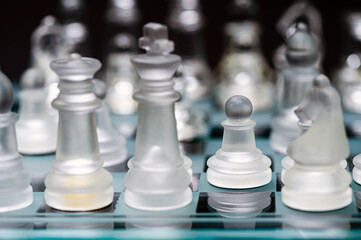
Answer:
xmin=282 ymin=165 xmax=352 ymax=211
xmin=44 ymin=169 xmax=114 ymax=211
xmin=0 ymin=186 xmax=33 ymax=212
xmin=353 ymin=155 xmax=361 ymax=184
xmin=124 ymin=187 xmax=192 ymax=211
xmin=281 ymin=156 xmax=348 ymax=182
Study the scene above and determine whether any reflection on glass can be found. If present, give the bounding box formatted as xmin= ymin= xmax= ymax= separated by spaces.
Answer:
xmin=207 ymin=192 xmax=271 ymax=229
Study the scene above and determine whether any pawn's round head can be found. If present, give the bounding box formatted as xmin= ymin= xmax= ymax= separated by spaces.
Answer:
xmin=225 ymin=95 xmax=253 ymax=120
xmin=92 ymin=79 xmax=107 ymax=100
xmin=20 ymin=68 xmax=45 ymax=89
xmin=0 ymin=70 xmax=14 ymax=113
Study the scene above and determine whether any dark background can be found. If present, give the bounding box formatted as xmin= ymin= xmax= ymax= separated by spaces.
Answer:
xmin=1 ymin=0 xmax=361 ymax=81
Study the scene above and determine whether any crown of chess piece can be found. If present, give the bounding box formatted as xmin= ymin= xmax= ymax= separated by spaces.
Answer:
xmin=44 ymin=53 xmax=114 ymax=211
xmin=92 ymin=79 xmax=127 ymax=168
xmin=216 ymin=21 xmax=274 ymax=112
xmin=124 ymin=22 xmax=192 ymax=211
xmin=282 ymin=74 xmax=352 ymax=211
xmin=270 ymin=22 xmax=319 ymax=154
xmin=207 ymin=95 xmax=272 ymax=189
xmin=0 ymin=69 xmax=33 ymax=212
xmin=16 ymin=67 xmax=57 ymax=154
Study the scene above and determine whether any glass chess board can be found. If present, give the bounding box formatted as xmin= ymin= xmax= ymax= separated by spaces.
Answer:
xmin=3 ymin=96 xmax=361 ymax=240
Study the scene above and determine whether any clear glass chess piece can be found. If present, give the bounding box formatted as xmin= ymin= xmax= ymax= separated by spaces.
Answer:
xmin=282 ymin=74 xmax=352 ymax=211
xmin=124 ymin=23 xmax=192 ymax=211
xmin=215 ymin=21 xmax=274 ymax=111
xmin=0 ymin=70 xmax=33 ymax=212
xmin=270 ymin=23 xmax=319 ymax=154
xmin=16 ymin=68 xmax=57 ymax=154
xmin=44 ymin=54 xmax=114 ymax=211
xmin=207 ymin=95 xmax=272 ymax=189
xmin=92 ymin=79 xmax=127 ymax=168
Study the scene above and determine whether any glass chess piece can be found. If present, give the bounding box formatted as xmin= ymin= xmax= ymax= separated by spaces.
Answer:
xmin=57 ymin=0 xmax=90 ymax=56
xmin=270 ymin=23 xmax=319 ymax=154
xmin=104 ymin=33 xmax=139 ymax=115
xmin=0 ymin=70 xmax=33 ymax=212
xmin=207 ymin=95 xmax=272 ymax=189
xmin=30 ymin=16 xmax=72 ymax=119
xmin=282 ymin=74 xmax=352 ymax=212
xmin=207 ymin=192 xmax=271 ymax=229
xmin=215 ymin=21 xmax=274 ymax=111
xmin=173 ymin=66 xmax=207 ymax=152
xmin=273 ymin=0 xmax=323 ymax=74
xmin=281 ymin=121 xmax=347 ymax=182
xmin=92 ymin=79 xmax=127 ymax=168
xmin=103 ymin=0 xmax=141 ymax=115
xmin=124 ymin=22 xmax=192 ymax=211
xmin=44 ymin=53 xmax=114 ymax=211
xmin=167 ymin=0 xmax=213 ymax=100
xmin=16 ymin=67 xmax=57 ymax=155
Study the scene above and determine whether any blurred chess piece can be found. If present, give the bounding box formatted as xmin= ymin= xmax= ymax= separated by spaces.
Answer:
xmin=270 ymin=23 xmax=319 ymax=154
xmin=0 ymin=69 xmax=33 ymax=212
xmin=208 ymin=192 xmax=271 ymax=229
xmin=30 ymin=16 xmax=72 ymax=119
xmin=124 ymin=23 xmax=192 ymax=211
xmin=167 ymin=0 xmax=213 ymax=100
xmin=57 ymin=0 xmax=91 ymax=55
xmin=273 ymin=0 xmax=323 ymax=74
xmin=282 ymin=74 xmax=352 ymax=211
xmin=215 ymin=21 xmax=274 ymax=111
xmin=16 ymin=68 xmax=57 ymax=155
xmin=174 ymin=66 xmax=207 ymax=154
xmin=103 ymin=0 xmax=141 ymax=115
xmin=92 ymin=79 xmax=127 ymax=168
xmin=332 ymin=12 xmax=361 ymax=136
xmin=45 ymin=54 xmax=114 ymax=211
xmin=207 ymin=95 xmax=272 ymax=189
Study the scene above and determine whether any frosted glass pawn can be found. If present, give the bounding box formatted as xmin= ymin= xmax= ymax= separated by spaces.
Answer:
xmin=16 ymin=68 xmax=57 ymax=154
xmin=282 ymin=74 xmax=352 ymax=211
xmin=92 ymin=79 xmax=127 ymax=168
xmin=44 ymin=53 xmax=113 ymax=211
xmin=207 ymin=95 xmax=272 ymax=189
xmin=124 ymin=23 xmax=192 ymax=211
xmin=0 ymin=70 xmax=33 ymax=212
xmin=270 ymin=23 xmax=319 ymax=154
